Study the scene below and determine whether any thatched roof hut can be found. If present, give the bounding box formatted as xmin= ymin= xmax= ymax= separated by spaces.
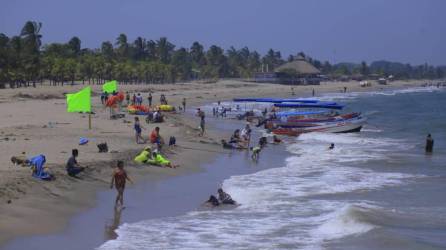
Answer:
xmin=275 ymin=55 xmax=321 ymax=75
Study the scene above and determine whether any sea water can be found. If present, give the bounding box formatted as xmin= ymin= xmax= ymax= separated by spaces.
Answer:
xmin=98 ymin=87 xmax=446 ymax=250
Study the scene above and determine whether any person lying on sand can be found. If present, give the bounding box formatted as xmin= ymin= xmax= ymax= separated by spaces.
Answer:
xmin=147 ymin=151 xmax=178 ymax=168
xmin=66 ymin=149 xmax=86 ymax=177
xmin=11 ymin=152 xmax=30 ymax=167
xmin=110 ymin=160 xmax=133 ymax=208
xmin=218 ymin=188 xmax=236 ymax=205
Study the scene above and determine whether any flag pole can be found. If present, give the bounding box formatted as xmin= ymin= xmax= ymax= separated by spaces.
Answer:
xmin=88 ymin=113 xmax=92 ymax=129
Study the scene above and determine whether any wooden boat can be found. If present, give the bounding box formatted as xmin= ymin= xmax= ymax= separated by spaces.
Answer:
xmin=272 ymin=116 xmax=367 ymax=136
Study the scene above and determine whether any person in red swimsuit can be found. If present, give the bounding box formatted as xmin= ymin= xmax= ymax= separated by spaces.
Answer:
xmin=110 ymin=161 xmax=133 ymax=207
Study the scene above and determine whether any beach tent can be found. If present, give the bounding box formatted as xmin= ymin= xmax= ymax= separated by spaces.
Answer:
xmin=102 ymin=80 xmax=118 ymax=94
xmin=66 ymin=87 xmax=91 ymax=113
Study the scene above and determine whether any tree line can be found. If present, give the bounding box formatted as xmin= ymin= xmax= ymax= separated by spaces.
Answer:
xmin=0 ymin=21 xmax=444 ymax=89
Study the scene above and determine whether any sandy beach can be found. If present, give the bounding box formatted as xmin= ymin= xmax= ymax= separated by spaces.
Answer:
xmin=0 ymin=79 xmax=428 ymax=247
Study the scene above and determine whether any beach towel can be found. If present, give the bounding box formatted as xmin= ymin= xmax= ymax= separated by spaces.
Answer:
xmin=28 ymin=155 xmax=52 ymax=180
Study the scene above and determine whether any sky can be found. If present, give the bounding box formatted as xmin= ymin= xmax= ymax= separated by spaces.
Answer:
xmin=1 ymin=0 xmax=445 ymax=65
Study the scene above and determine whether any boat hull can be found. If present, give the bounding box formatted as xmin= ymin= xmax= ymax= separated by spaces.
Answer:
xmin=272 ymin=117 xmax=366 ymax=136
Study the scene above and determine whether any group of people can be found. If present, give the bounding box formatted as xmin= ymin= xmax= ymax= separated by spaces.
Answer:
xmin=125 ymin=92 xmax=153 ymax=106
xmin=221 ymin=124 xmax=253 ymax=150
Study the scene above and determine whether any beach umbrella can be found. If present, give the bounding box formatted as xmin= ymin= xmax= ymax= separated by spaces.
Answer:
xmin=102 ymin=80 xmax=118 ymax=94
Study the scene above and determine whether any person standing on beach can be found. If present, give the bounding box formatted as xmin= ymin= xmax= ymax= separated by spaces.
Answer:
xmin=134 ymin=117 xmax=146 ymax=144
xmin=132 ymin=94 xmax=136 ymax=105
xmin=110 ymin=161 xmax=133 ymax=208
xmin=125 ymin=92 xmax=130 ymax=106
xmin=148 ymin=93 xmax=152 ymax=107
xmin=182 ymin=98 xmax=186 ymax=112
xmin=344 ymin=86 xmax=347 ymax=93
xmin=312 ymin=88 xmax=315 ymax=96
xmin=197 ymin=108 xmax=205 ymax=136
xmin=425 ymin=134 xmax=434 ymax=153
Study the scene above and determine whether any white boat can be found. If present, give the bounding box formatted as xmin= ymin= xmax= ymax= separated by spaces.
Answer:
xmin=272 ymin=117 xmax=367 ymax=136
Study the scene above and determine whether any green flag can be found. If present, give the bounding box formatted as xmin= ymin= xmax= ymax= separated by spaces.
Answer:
xmin=102 ymin=80 xmax=117 ymax=94
xmin=66 ymin=87 xmax=91 ymax=113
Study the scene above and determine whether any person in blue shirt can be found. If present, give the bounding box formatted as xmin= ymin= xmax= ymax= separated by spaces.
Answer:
xmin=134 ymin=117 xmax=146 ymax=144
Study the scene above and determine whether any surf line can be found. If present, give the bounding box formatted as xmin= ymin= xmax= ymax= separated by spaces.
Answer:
xmin=177 ymin=145 xmax=231 ymax=154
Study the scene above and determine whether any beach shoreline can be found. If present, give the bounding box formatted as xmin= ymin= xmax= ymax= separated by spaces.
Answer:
xmin=0 ymin=79 xmax=432 ymax=248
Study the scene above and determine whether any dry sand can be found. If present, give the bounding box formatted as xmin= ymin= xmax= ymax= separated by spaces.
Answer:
xmin=0 ymin=79 xmax=427 ymax=245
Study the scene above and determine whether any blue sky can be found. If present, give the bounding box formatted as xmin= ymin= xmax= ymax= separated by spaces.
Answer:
xmin=1 ymin=0 xmax=445 ymax=65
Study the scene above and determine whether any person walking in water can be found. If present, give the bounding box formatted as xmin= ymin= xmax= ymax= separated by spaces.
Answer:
xmin=110 ymin=161 xmax=133 ymax=208
xmin=425 ymin=134 xmax=434 ymax=153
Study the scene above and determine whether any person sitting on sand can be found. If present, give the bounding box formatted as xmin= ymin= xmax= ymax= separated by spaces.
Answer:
xmin=229 ymin=129 xmax=241 ymax=144
xmin=218 ymin=188 xmax=236 ymax=205
xmin=150 ymin=127 xmax=165 ymax=149
xmin=272 ymin=135 xmax=282 ymax=144
xmin=205 ymin=195 xmax=220 ymax=207
xmin=110 ymin=160 xmax=133 ymax=208
xmin=66 ymin=149 xmax=86 ymax=177
xmin=147 ymin=151 xmax=178 ymax=168
xmin=29 ymin=154 xmax=54 ymax=181
xmin=329 ymin=143 xmax=335 ymax=150
xmin=153 ymin=110 xmax=164 ymax=123
xmin=134 ymin=146 xmax=153 ymax=164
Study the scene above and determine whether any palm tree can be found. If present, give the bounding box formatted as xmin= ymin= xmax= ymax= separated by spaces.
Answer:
xmin=68 ymin=36 xmax=81 ymax=56
xmin=20 ymin=21 xmax=42 ymax=53
xmin=115 ymin=34 xmax=128 ymax=60
xmin=156 ymin=37 xmax=175 ymax=64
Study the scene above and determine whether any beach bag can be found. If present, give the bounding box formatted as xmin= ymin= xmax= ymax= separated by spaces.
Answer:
xmin=97 ymin=143 xmax=108 ymax=153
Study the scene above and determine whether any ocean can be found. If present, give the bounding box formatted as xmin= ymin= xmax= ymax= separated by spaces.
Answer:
xmin=98 ymin=86 xmax=446 ymax=250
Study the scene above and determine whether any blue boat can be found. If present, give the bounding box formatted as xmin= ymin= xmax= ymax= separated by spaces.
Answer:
xmin=233 ymin=98 xmax=319 ymax=103
xmin=274 ymin=102 xmax=344 ymax=110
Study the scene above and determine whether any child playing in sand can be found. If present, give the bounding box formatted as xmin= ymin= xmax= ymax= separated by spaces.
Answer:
xmin=134 ymin=117 xmax=146 ymax=144
xmin=110 ymin=161 xmax=133 ymax=208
